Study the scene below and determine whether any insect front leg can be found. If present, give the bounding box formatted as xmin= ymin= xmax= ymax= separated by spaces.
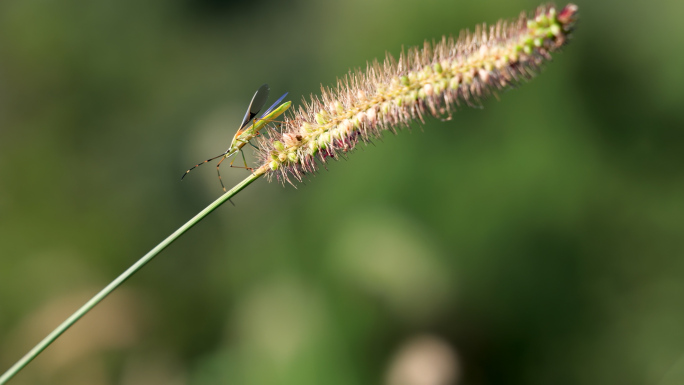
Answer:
xmin=229 ymin=149 xmax=253 ymax=171
xmin=229 ymin=136 xmax=253 ymax=170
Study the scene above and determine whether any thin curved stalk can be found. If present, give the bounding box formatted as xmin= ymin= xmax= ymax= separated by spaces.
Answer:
xmin=0 ymin=171 xmax=264 ymax=385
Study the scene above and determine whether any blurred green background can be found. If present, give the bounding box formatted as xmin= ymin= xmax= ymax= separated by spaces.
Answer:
xmin=2 ymin=0 xmax=684 ymax=384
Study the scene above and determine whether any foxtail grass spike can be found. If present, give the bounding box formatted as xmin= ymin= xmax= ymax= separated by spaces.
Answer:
xmin=255 ymin=3 xmax=578 ymax=185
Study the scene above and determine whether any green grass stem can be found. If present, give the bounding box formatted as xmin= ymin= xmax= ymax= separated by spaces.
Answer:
xmin=0 ymin=171 xmax=264 ymax=384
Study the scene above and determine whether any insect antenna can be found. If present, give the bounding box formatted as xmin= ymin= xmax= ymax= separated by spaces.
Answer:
xmin=181 ymin=153 xmax=226 ymax=180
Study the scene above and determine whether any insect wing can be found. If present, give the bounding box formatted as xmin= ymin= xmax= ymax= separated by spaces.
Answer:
xmin=240 ymin=84 xmax=270 ymax=129
xmin=259 ymin=92 xmax=289 ymax=119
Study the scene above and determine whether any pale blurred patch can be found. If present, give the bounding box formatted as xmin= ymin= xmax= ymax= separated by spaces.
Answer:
xmin=119 ymin=352 xmax=187 ymax=385
xmin=658 ymin=352 xmax=684 ymax=385
xmin=385 ymin=335 xmax=460 ymax=385
xmin=329 ymin=207 xmax=456 ymax=323
xmin=2 ymin=288 xmax=147 ymax=385
xmin=230 ymin=274 xmax=326 ymax=368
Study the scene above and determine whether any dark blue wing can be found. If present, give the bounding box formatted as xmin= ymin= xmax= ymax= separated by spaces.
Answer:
xmin=240 ymin=84 xmax=270 ymax=129
xmin=259 ymin=92 xmax=289 ymax=119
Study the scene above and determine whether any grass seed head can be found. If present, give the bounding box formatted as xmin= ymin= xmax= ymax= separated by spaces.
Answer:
xmin=256 ymin=3 xmax=579 ymax=185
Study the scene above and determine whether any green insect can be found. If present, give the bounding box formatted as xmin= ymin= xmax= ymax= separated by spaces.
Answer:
xmin=182 ymin=84 xmax=291 ymax=191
